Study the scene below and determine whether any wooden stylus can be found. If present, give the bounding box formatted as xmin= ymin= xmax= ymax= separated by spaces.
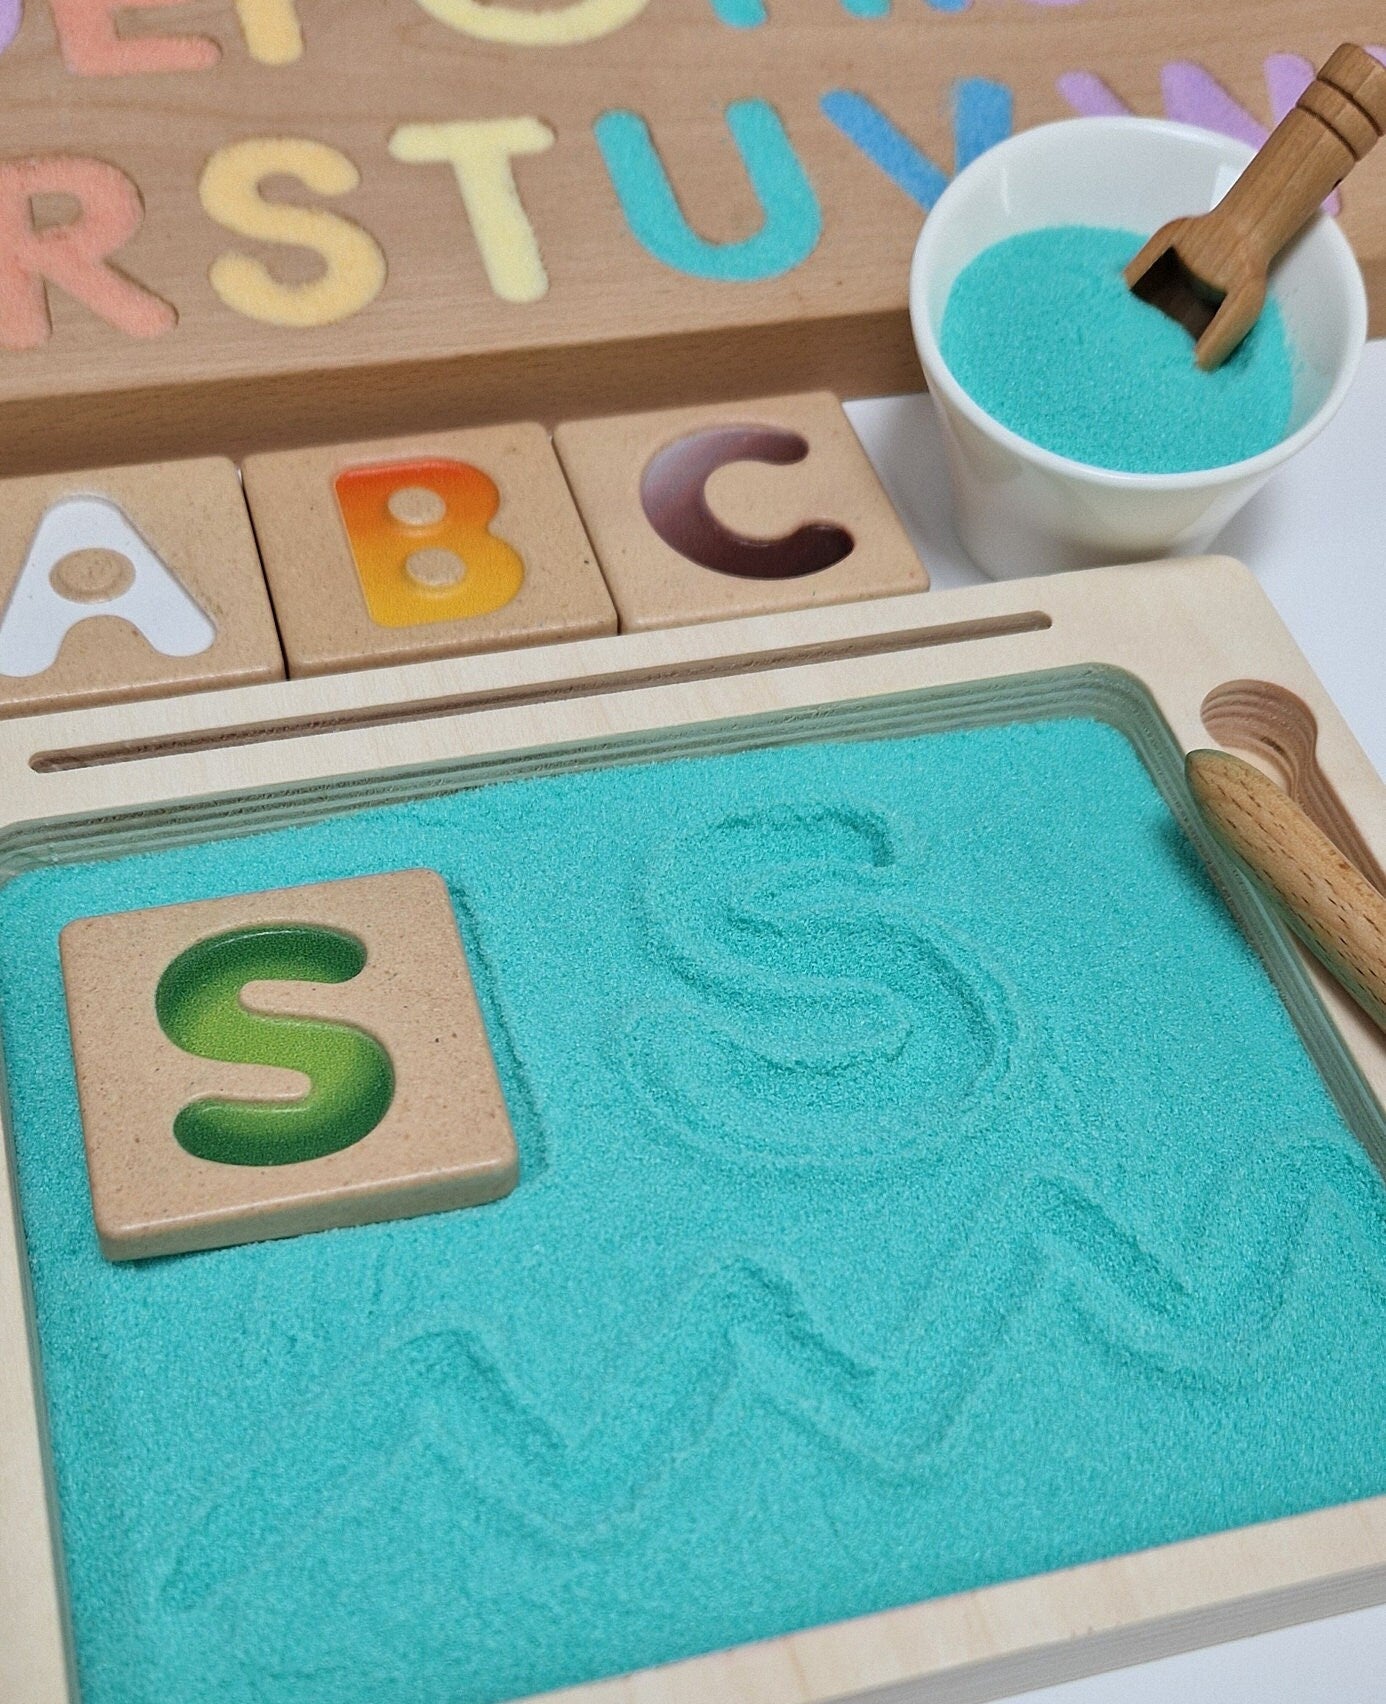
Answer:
xmin=1126 ymin=43 xmax=1386 ymax=370
xmin=1186 ymin=748 xmax=1386 ymax=1032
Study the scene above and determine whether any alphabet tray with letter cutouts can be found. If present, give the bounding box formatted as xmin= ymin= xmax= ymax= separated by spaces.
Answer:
xmin=1 ymin=0 xmax=1384 ymax=472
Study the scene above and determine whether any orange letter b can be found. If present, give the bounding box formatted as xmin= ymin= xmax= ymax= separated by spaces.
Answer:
xmin=333 ymin=459 xmax=525 ymax=628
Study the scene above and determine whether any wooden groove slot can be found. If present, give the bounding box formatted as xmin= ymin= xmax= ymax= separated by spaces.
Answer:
xmin=28 ymin=611 xmax=1052 ymax=774
xmin=1201 ymin=677 xmax=1386 ymax=891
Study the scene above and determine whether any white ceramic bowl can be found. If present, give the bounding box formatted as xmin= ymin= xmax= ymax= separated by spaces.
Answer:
xmin=908 ymin=117 xmax=1368 ymax=579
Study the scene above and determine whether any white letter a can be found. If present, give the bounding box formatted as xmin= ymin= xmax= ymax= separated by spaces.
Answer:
xmin=0 ymin=497 xmax=215 ymax=677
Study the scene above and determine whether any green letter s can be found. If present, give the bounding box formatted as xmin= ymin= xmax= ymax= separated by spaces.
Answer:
xmin=155 ymin=924 xmax=395 ymax=1167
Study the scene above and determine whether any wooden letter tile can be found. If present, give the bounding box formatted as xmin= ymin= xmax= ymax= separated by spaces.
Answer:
xmin=242 ymin=423 xmax=617 ymax=677
xmin=0 ymin=457 xmax=282 ymax=717
xmin=554 ymin=391 xmax=928 ymax=632
xmin=59 ymin=869 xmax=519 ymax=1260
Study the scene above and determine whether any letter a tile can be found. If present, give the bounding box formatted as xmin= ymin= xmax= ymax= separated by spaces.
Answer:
xmin=0 ymin=457 xmax=282 ymax=716
xmin=59 ymin=870 xmax=518 ymax=1260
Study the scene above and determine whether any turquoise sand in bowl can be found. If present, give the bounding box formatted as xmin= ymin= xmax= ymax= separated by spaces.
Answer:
xmin=939 ymin=225 xmax=1295 ymax=475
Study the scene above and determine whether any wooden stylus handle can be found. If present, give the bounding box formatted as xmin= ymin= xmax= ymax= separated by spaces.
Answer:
xmin=1202 ymin=44 xmax=1386 ymax=271
xmin=1187 ymin=748 xmax=1386 ymax=1033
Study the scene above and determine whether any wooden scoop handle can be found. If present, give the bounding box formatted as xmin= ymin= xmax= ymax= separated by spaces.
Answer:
xmin=1187 ymin=748 xmax=1386 ymax=1034
xmin=1204 ymin=45 xmax=1386 ymax=272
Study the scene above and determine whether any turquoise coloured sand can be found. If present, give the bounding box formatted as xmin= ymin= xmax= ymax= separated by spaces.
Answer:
xmin=6 ymin=718 xmax=1386 ymax=1704
xmin=940 ymin=225 xmax=1296 ymax=473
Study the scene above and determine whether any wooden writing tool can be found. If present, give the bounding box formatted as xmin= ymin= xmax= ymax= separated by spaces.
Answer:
xmin=1187 ymin=747 xmax=1386 ymax=1032
xmin=1127 ymin=43 xmax=1386 ymax=370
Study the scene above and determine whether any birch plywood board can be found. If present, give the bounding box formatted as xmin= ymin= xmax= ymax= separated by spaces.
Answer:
xmin=6 ymin=559 xmax=1386 ymax=1704
xmin=1 ymin=0 xmax=1384 ymax=473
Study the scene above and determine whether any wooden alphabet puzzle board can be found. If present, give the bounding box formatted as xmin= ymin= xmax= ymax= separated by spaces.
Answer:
xmin=5 ymin=558 xmax=1386 ymax=1704
xmin=1 ymin=0 xmax=1385 ymax=472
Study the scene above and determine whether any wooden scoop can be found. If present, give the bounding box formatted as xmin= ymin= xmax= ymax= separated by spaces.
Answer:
xmin=1126 ymin=43 xmax=1386 ymax=370
xmin=1187 ymin=748 xmax=1386 ymax=1033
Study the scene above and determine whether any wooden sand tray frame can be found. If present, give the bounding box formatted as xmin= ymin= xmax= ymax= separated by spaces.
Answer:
xmin=4 ymin=554 xmax=1386 ymax=1704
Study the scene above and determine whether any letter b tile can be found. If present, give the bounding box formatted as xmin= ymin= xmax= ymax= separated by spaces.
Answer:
xmin=242 ymin=424 xmax=616 ymax=676
xmin=59 ymin=870 xmax=518 ymax=1259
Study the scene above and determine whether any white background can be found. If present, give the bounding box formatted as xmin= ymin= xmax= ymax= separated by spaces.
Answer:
xmin=842 ymin=341 xmax=1386 ymax=1703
